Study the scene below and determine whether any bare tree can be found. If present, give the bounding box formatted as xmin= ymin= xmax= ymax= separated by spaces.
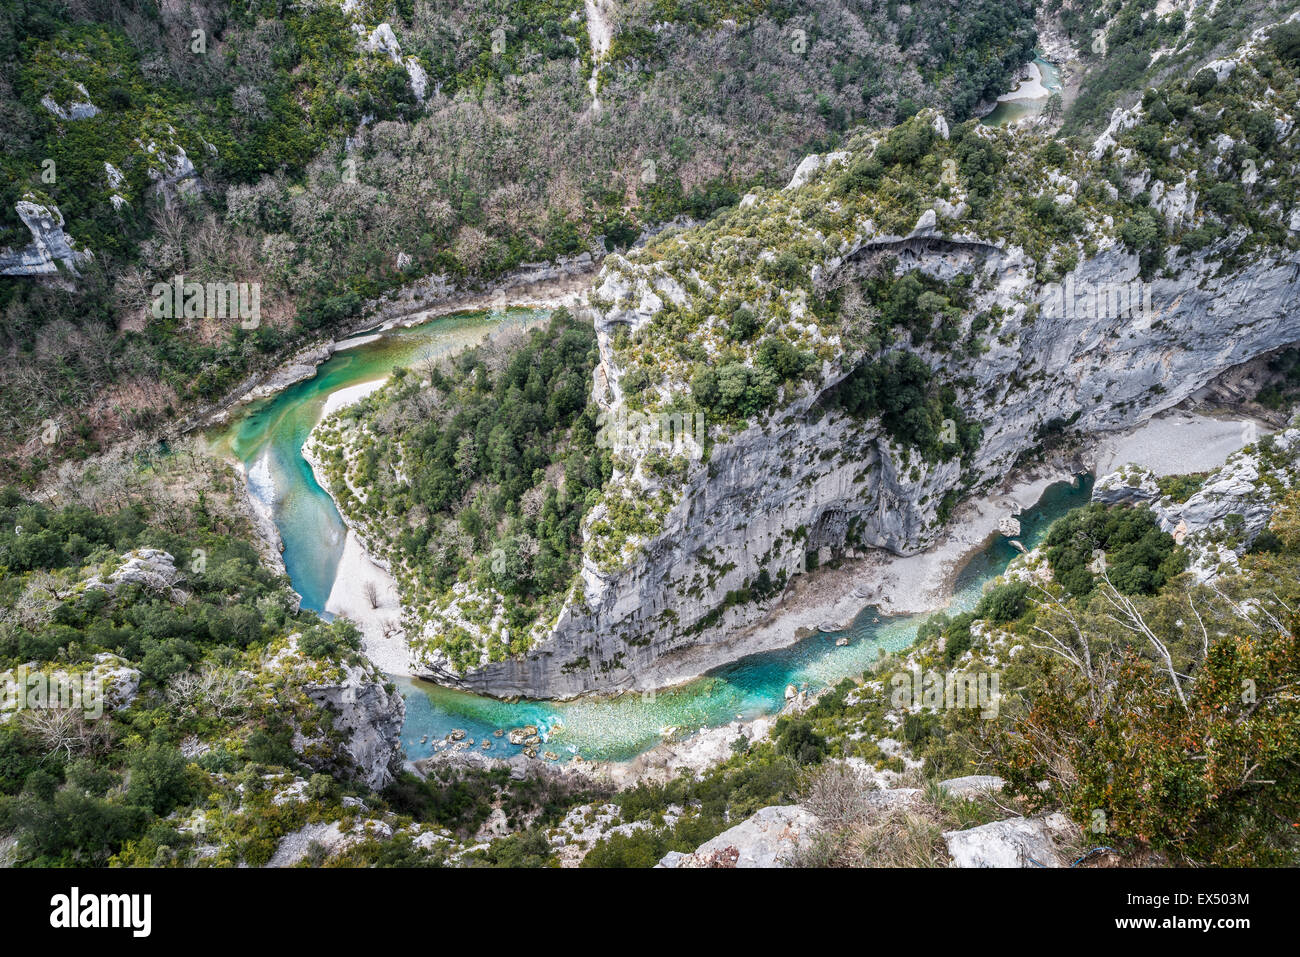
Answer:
xmin=363 ymin=580 xmax=382 ymax=609
xmin=21 ymin=708 xmax=113 ymax=758
xmin=1097 ymin=574 xmax=1188 ymax=710
xmin=165 ymin=663 xmax=250 ymax=719
xmin=1028 ymin=582 xmax=1101 ymax=712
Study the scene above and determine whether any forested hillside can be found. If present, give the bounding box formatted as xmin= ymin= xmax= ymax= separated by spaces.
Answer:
xmin=1 ymin=0 xmax=1298 ymax=874
xmin=0 ymin=0 xmax=1035 ymax=481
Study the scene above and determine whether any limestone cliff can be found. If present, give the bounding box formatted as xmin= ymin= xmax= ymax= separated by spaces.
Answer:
xmin=0 ymin=199 xmax=91 ymax=277
xmin=412 ymin=28 xmax=1300 ymax=697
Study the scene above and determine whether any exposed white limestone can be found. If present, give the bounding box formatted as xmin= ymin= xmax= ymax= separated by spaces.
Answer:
xmin=0 ymin=199 xmax=92 ymax=276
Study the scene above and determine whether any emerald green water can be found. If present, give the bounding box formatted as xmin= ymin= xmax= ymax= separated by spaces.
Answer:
xmin=208 ymin=306 xmax=1091 ymax=764
xmin=981 ymin=55 xmax=1063 ymax=127
xmin=206 ymin=309 xmax=548 ymax=613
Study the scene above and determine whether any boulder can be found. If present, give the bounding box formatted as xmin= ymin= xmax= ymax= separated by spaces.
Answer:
xmin=937 ymin=774 xmax=1004 ymax=796
xmin=656 ymin=805 xmax=819 ymax=868
xmin=943 ymin=816 xmax=1061 ymax=867
xmin=912 ymin=209 xmax=938 ymax=234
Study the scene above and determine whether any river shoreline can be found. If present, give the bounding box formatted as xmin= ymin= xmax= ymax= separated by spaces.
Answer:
xmin=429 ymin=412 xmax=1260 ymax=701
xmin=303 ymin=384 xmax=1262 ymax=700
xmin=299 ymin=385 xmax=411 ymax=676
xmin=208 ymin=263 xmax=1270 ymax=747
xmin=188 ymin=258 xmax=600 ymax=434
xmin=615 ymin=464 xmax=1074 ymax=695
xmin=304 ymin=381 xmax=412 ymax=675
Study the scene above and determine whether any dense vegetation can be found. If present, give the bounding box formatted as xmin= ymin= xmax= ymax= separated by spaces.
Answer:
xmin=310 ymin=308 xmax=610 ymax=668
xmin=0 ymin=0 xmax=1038 ymax=482
xmin=1043 ymin=502 xmax=1184 ymax=597
xmin=1256 ymin=347 xmax=1300 ymax=412
xmin=2 ymin=0 xmax=1299 ymax=870
xmin=1047 ymin=0 xmax=1300 ymax=136
xmin=0 ymin=456 xmax=399 ymax=866
xmin=834 ymin=350 xmax=981 ymax=463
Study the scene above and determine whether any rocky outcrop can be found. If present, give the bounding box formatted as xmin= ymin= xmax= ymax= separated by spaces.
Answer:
xmin=1092 ymin=428 xmax=1300 ymax=580
xmin=0 ymin=199 xmax=92 ymax=276
xmin=85 ymin=548 xmax=187 ymax=602
xmin=302 ymin=657 xmax=406 ymax=791
xmin=40 ymin=83 xmax=99 ymax=121
xmin=267 ymin=635 xmax=406 ymax=790
xmin=142 ymin=136 xmax=202 ymax=203
xmin=355 ymin=21 xmax=430 ymax=103
xmin=943 ymin=815 xmax=1067 ymax=868
xmin=657 ymin=805 xmax=819 ymax=868
xmin=423 ymin=232 xmax=1300 ymax=698
xmin=0 ymin=653 xmax=140 ymax=721
xmin=266 ymin=815 xmax=415 ymax=866
xmin=785 ymin=151 xmax=851 ymax=190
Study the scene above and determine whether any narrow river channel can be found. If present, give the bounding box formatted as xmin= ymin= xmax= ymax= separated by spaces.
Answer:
xmin=208 ymin=309 xmax=1089 ymax=762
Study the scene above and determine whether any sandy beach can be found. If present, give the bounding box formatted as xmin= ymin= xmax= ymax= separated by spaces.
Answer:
xmin=998 ymin=61 xmax=1049 ymax=102
xmin=319 ymin=379 xmax=387 ymax=419
xmin=1089 ymin=409 xmax=1269 ymax=477
xmin=331 ymin=333 xmax=383 ymax=353
xmin=325 ymin=529 xmax=409 ymax=674
xmin=307 ymin=378 xmax=410 ymax=675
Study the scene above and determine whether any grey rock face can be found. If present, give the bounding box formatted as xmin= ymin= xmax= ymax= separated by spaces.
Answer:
xmin=303 ymin=658 xmax=406 ymax=790
xmin=88 ymin=653 xmax=142 ymax=710
xmin=785 ymin=151 xmax=850 ymax=191
xmin=0 ymin=200 xmax=92 ymax=276
xmin=85 ymin=549 xmax=186 ymax=601
xmin=937 ymin=774 xmax=1005 ymax=797
xmin=1092 ymin=467 xmax=1162 ymax=507
xmin=268 ymin=821 xmax=347 ymax=867
xmin=143 ymin=138 xmax=201 ymax=201
xmin=426 ymin=233 xmax=1300 ymax=699
xmin=40 ymin=84 xmax=99 ymax=121
xmin=656 ymin=805 xmax=819 ymax=868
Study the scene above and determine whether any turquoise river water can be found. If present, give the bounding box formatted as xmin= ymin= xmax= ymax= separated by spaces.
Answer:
xmin=207 ymin=308 xmax=1090 ymax=764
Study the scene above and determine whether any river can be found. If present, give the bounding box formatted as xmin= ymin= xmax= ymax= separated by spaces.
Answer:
xmin=981 ymin=55 xmax=1063 ymax=127
xmin=207 ymin=309 xmax=1090 ymax=764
